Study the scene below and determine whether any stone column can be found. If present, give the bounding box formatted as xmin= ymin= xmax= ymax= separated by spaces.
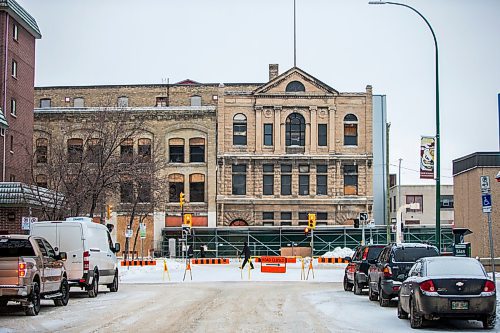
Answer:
xmin=255 ymin=106 xmax=263 ymax=153
xmin=274 ymin=106 xmax=282 ymax=153
xmin=328 ymin=105 xmax=337 ymax=154
xmin=310 ymin=106 xmax=318 ymax=154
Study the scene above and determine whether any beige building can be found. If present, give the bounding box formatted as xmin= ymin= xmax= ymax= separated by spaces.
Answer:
xmin=217 ymin=66 xmax=373 ymax=226
xmin=453 ymin=152 xmax=500 ymax=258
xmin=388 ymin=184 xmax=454 ymax=226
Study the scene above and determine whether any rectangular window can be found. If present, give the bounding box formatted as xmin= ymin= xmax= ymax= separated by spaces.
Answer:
xmin=299 ymin=165 xmax=309 ymax=196
xmin=263 ymin=212 xmax=274 ymax=220
xmin=189 ymin=138 xmax=205 ymax=163
xmin=120 ymin=139 xmax=134 ymax=163
xmin=232 ymin=164 xmax=247 ymax=195
xmin=73 ymin=97 xmax=84 ymax=108
xmin=10 ymin=135 xmax=14 ymax=152
xmin=317 ymin=212 xmax=328 ymax=221
xmin=263 ymin=164 xmax=274 ymax=195
xmin=298 ymin=212 xmax=308 ymax=222
xmin=168 ymin=174 xmax=184 ymax=202
xmin=10 ymin=98 xmax=16 ymax=117
xmin=263 ymin=124 xmax=273 ymax=146
xmin=118 ymin=96 xmax=129 ymax=107
xmin=316 ymin=164 xmax=328 ymax=196
xmin=318 ymin=124 xmax=327 ymax=146
xmin=120 ymin=181 xmax=134 ymax=203
xmin=281 ymin=212 xmax=292 ymax=221
xmin=190 ymin=174 xmax=205 ymax=202
xmin=87 ymin=139 xmax=103 ymax=163
xmin=40 ymin=99 xmax=51 ymax=108
xmin=263 ymin=222 xmax=274 ymax=226
xmin=138 ymin=181 xmax=151 ymax=203
xmin=36 ymin=139 xmax=48 ymax=164
xmin=67 ymin=139 xmax=83 ymax=163
xmin=233 ymin=124 xmax=247 ymax=145
xmin=138 ymin=139 xmax=151 ymax=163
xmin=156 ymin=96 xmax=168 ymax=107
xmin=440 ymin=195 xmax=454 ymax=209
xmin=169 ymin=146 xmax=184 ymax=163
xmin=343 ymin=165 xmax=358 ymax=195
xmin=344 ymin=124 xmax=358 ymax=146
xmin=406 ymin=195 xmax=423 ymax=212
xmin=13 ymin=24 xmax=18 ymax=41
xmin=12 ymin=60 xmax=17 ymax=78
xmin=281 ymin=164 xmax=292 ymax=195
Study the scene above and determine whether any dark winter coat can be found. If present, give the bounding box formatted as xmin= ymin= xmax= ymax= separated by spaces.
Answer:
xmin=240 ymin=244 xmax=251 ymax=258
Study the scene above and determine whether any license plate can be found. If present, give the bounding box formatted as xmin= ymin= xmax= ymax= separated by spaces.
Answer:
xmin=451 ymin=301 xmax=469 ymax=310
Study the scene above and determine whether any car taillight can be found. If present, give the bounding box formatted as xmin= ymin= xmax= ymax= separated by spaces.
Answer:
xmin=484 ymin=280 xmax=496 ymax=292
xmin=83 ymin=251 xmax=89 ymax=273
xmin=383 ymin=265 xmax=392 ymax=278
xmin=18 ymin=262 xmax=27 ymax=278
xmin=362 ymin=248 xmax=369 ymax=261
xmin=420 ymin=280 xmax=436 ymax=292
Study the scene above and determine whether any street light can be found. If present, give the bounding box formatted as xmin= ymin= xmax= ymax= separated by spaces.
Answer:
xmin=368 ymin=1 xmax=441 ymax=252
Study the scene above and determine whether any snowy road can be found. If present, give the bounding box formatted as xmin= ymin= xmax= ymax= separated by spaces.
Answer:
xmin=1 ymin=282 xmax=498 ymax=333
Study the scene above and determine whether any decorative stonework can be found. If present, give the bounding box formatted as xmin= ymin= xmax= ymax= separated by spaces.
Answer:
xmin=264 ymin=109 xmax=273 ymax=118
xmin=224 ymin=210 xmax=254 ymax=226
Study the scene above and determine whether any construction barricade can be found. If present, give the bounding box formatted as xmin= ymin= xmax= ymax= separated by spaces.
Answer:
xmin=317 ymin=257 xmax=349 ymax=264
xmin=191 ymin=258 xmax=229 ymax=265
xmin=121 ymin=260 xmax=156 ymax=266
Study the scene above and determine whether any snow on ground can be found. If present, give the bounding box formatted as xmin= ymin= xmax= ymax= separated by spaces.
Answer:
xmin=119 ymin=258 xmax=346 ymax=283
xmin=321 ymin=247 xmax=355 ymax=258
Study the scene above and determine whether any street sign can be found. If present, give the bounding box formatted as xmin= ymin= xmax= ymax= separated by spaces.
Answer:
xmin=21 ymin=217 xmax=38 ymax=231
xmin=359 ymin=213 xmax=368 ymax=221
xmin=482 ymin=193 xmax=492 ymax=213
xmin=480 ymin=175 xmax=491 ymax=193
xmin=182 ymin=224 xmax=191 ymax=237
xmin=139 ymin=223 xmax=146 ymax=239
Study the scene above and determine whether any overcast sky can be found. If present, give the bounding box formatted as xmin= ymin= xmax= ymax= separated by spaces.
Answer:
xmin=18 ymin=0 xmax=500 ymax=185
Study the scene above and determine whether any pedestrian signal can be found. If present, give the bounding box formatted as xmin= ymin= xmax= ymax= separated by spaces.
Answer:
xmin=354 ymin=218 xmax=360 ymax=228
xmin=179 ymin=192 xmax=185 ymax=208
xmin=184 ymin=214 xmax=193 ymax=228
xmin=308 ymin=213 xmax=316 ymax=229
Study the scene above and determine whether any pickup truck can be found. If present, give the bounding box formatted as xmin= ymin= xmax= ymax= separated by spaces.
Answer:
xmin=0 ymin=235 xmax=70 ymax=315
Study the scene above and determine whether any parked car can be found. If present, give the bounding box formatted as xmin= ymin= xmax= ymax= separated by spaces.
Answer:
xmin=398 ymin=256 xmax=496 ymax=329
xmin=368 ymin=243 xmax=439 ymax=307
xmin=0 ymin=235 xmax=69 ymax=315
xmin=31 ymin=217 xmax=120 ymax=297
xmin=343 ymin=244 xmax=385 ymax=294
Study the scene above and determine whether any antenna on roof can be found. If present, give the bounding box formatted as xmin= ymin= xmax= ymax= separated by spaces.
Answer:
xmin=293 ymin=0 xmax=297 ymax=67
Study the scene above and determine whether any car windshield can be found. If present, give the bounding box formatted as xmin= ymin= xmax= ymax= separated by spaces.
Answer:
xmin=427 ymin=259 xmax=486 ymax=276
xmin=0 ymin=239 xmax=36 ymax=257
xmin=393 ymin=247 xmax=438 ymax=263
xmin=367 ymin=247 xmax=384 ymax=260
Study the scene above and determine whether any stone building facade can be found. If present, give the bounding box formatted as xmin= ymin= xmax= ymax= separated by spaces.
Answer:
xmin=217 ymin=66 xmax=373 ymax=226
xmin=0 ymin=0 xmax=41 ymax=183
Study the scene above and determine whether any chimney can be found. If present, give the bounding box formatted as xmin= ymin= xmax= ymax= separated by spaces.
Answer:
xmin=269 ymin=64 xmax=279 ymax=81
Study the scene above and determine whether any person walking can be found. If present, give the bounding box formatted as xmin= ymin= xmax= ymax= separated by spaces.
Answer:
xmin=200 ymin=244 xmax=206 ymax=258
xmin=239 ymin=241 xmax=254 ymax=269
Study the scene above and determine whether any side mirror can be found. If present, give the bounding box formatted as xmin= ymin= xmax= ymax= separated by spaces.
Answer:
xmin=344 ymin=256 xmax=352 ymax=263
xmin=58 ymin=252 xmax=67 ymax=260
xmin=114 ymin=243 xmax=121 ymax=253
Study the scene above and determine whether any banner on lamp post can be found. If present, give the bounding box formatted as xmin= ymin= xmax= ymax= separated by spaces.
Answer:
xmin=420 ymin=136 xmax=435 ymax=179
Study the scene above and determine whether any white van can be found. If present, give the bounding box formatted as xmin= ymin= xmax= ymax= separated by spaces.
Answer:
xmin=30 ymin=217 xmax=120 ymax=297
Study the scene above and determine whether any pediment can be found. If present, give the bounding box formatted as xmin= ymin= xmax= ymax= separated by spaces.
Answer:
xmin=253 ymin=67 xmax=339 ymax=96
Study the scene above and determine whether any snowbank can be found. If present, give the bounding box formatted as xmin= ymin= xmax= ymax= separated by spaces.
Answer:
xmin=321 ymin=247 xmax=354 ymax=258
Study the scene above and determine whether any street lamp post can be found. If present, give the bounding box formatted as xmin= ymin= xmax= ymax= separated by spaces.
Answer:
xmin=369 ymin=1 xmax=441 ymax=251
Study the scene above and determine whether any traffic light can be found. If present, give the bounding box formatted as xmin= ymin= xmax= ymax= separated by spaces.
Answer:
xmin=308 ymin=213 xmax=316 ymax=229
xmin=106 ymin=205 xmax=112 ymax=219
xmin=354 ymin=218 xmax=360 ymax=228
xmin=179 ymin=192 xmax=185 ymax=208
xmin=304 ymin=227 xmax=310 ymax=236
xmin=184 ymin=213 xmax=193 ymax=228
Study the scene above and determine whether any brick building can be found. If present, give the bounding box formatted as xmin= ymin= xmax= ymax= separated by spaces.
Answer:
xmin=0 ymin=0 xmax=41 ymax=183
xmin=453 ymin=152 xmax=500 ymax=258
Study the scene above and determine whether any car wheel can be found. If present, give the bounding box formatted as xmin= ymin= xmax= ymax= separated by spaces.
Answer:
xmin=368 ymin=281 xmax=378 ymax=301
xmin=353 ymin=276 xmax=362 ymax=295
xmin=410 ymin=298 xmax=423 ymax=329
xmin=343 ymin=275 xmax=353 ymax=292
xmin=54 ymin=278 xmax=70 ymax=306
xmin=108 ymin=270 xmax=119 ymax=292
xmin=482 ymin=313 xmax=496 ymax=329
xmin=379 ymin=287 xmax=390 ymax=307
xmin=25 ymin=281 xmax=41 ymax=316
xmin=87 ymin=271 xmax=99 ymax=298
xmin=397 ymin=298 xmax=408 ymax=319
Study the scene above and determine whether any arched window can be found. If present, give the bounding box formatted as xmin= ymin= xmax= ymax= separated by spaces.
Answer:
xmin=35 ymin=138 xmax=48 ymax=164
xmin=67 ymin=138 xmax=83 ymax=163
xmin=189 ymin=174 xmax=205 ymax=202
xmin=190 ymin=95 xmax=202 ymax=107
xmin=285 ymin=113 xmax=305 ymax=146
xmin=285 ymin=81 xmax=305 ymax=92
xmin=168 ymin=173 xmax=184 ymax=202
xmin=169 ymin=138 xmax=184 ymax=163
xmin=230 ymin=219 xmax=248 ymax=227
xmin=36 ymin=174 xmax=48 ymax=188
xmin=344 ymin=114 xmax=358 ymax=146
xmin=233 ymin=114 xmax=247 ymax=146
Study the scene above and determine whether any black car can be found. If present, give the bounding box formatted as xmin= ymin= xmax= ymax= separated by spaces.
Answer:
xmin=398 ymin=256 xmax=496 ymax=329
xmin=343 ymin=244 xmax=385 ymax=295
xmin=368 ymin=243 xmax=439 ymax=307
